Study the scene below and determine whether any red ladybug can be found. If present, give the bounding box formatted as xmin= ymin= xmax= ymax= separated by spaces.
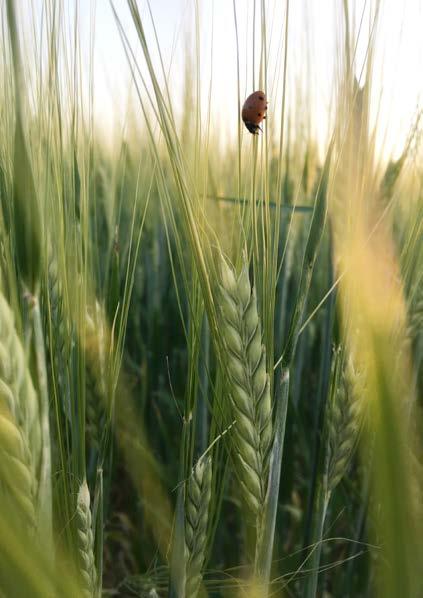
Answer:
xmin=242 ymin=91 xmax=268 ymax=134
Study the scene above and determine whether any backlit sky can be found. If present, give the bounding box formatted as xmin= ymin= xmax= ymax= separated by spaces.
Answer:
xmin=14 ymin=1 xmax=423 ymax=159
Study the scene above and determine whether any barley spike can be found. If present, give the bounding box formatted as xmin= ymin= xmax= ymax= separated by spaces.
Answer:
xmin=219 ymin=255 xmax=272 ymax=516
xmin=327 ymin=351 xmax=362 ymax=492
xmin=0 ymin=292 xmax=40 ymax=528
xmin=185 ymin=456 xmax=212 ymax=598
xmin=76 ymin=479 xmax=97 ymax=597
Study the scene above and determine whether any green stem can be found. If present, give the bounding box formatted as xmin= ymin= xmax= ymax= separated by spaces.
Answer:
xmin=197 ymin=314 xmax=210 ymax=454
xmin=255 ymin=368 xmax=290 ymax=593
xmin=304 ymin=474 xmax=331 ymax=598
xmin=169 ymin=484 xmax=186 ymax=598
xmin=303 ymin=240 xmax=335 ymax=549
xmin=170 ymin=421 xmax=188 ymax=598
xmin=30 ymin=295 xmax=53 ymax=556
xmin=92 ymin=467 xmax=103 ymax=598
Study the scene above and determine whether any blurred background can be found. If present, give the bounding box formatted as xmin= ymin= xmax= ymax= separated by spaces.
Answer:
xmin=17 ymin=0 xmax=423 ymax=156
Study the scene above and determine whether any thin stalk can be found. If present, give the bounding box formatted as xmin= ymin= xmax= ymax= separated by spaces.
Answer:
xmin=303 ymin=240 xmax=335 ymax=549
xmin=169 ymin=484 xmax=186 ymax=598
xmin=304 ymin=468 xmax=331 ymax=598
xmin=255 ymin=368 xmax=290 ymax=592
xmin=92 ymin=467 xmax=103 ymax=598
xmin=30 ymin=294 xmax=53 ymax=557
xmin=343 ymin=467 xmax=371 ymax=597
xmin=197 ymin=314 xmax=210 ymax=454
xmin=232 ymin=0 xmax=242 ymax=201
xmin=169 ymin=420 xmax=188 ymax=598
xmin=208 ymin=195 xmax=313 ymax=211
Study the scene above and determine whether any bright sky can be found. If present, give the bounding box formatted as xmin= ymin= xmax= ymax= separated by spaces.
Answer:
xmin=12 ymin=1 xmax=423 ymax=159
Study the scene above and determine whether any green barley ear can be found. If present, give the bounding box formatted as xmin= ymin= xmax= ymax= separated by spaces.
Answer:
xmin=218 ymin=254 xmax=272 ymax=517
xmin=303 ymin=348 xmax=363 ymax=598
xmin=85 ymin=304 xmax=108 ymax=453
xmin=45 ymin=256 xmax=72 ymax=422
xmin=185 ymin=456 xmax=212 ymax=598
xmin=327 ymin=349 xmax=362 ymax=492
xmin=76 ymin=479 xmax=97 ymax=598
xmin=0 ymin=292 xmax=41 ymax=528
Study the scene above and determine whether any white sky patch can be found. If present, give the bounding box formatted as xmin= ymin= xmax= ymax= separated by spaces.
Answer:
xmin=6 ymin=0 xmax=423 ymax=160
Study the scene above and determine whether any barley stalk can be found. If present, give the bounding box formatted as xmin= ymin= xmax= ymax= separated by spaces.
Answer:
xmin=218 ymin=255 xmax=272 ymax=517
xmin=185 ymin=456 xmax=212 ymax=598
xmin=76 ymin=479 xmax=97 ymax=597
xmin=304 ymin=348 xmax=362 ymax=598
xmin=30 ymin=294 xmax=54 ymax=557
xmin=0 ymin=292 xmax=40 ymax=528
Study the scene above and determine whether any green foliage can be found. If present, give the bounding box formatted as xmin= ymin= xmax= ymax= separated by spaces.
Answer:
xmin=0 ymin=2 xmax=421 ymax=598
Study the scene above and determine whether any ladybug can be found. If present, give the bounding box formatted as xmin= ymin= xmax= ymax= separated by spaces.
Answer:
xmin=241 ymin=91 xmax=268 ymax=134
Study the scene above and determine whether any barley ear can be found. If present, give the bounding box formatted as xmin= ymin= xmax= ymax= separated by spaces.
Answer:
xmin=85 ymin=305 xmax=108 ymax=452
xmin=0 ymin=292 xmax=40 ymax=529
xmin=327 ymin=351 xmax=362 ymax=492
xmin=45 ymin=255 xmax=72 ymax=421
xmin=303 ymin=350 xmax=363 ymax=598
xmin=219 ymin=255 xmax=272 ymax=517
xmin=185 ymin=456 xmax=212 ymax=598
xmin=76 ymin=480 xmax=97 ymax=597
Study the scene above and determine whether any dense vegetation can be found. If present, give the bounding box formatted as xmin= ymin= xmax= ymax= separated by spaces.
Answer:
xmin=0 ymin=1 xmax=422 ymax=597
